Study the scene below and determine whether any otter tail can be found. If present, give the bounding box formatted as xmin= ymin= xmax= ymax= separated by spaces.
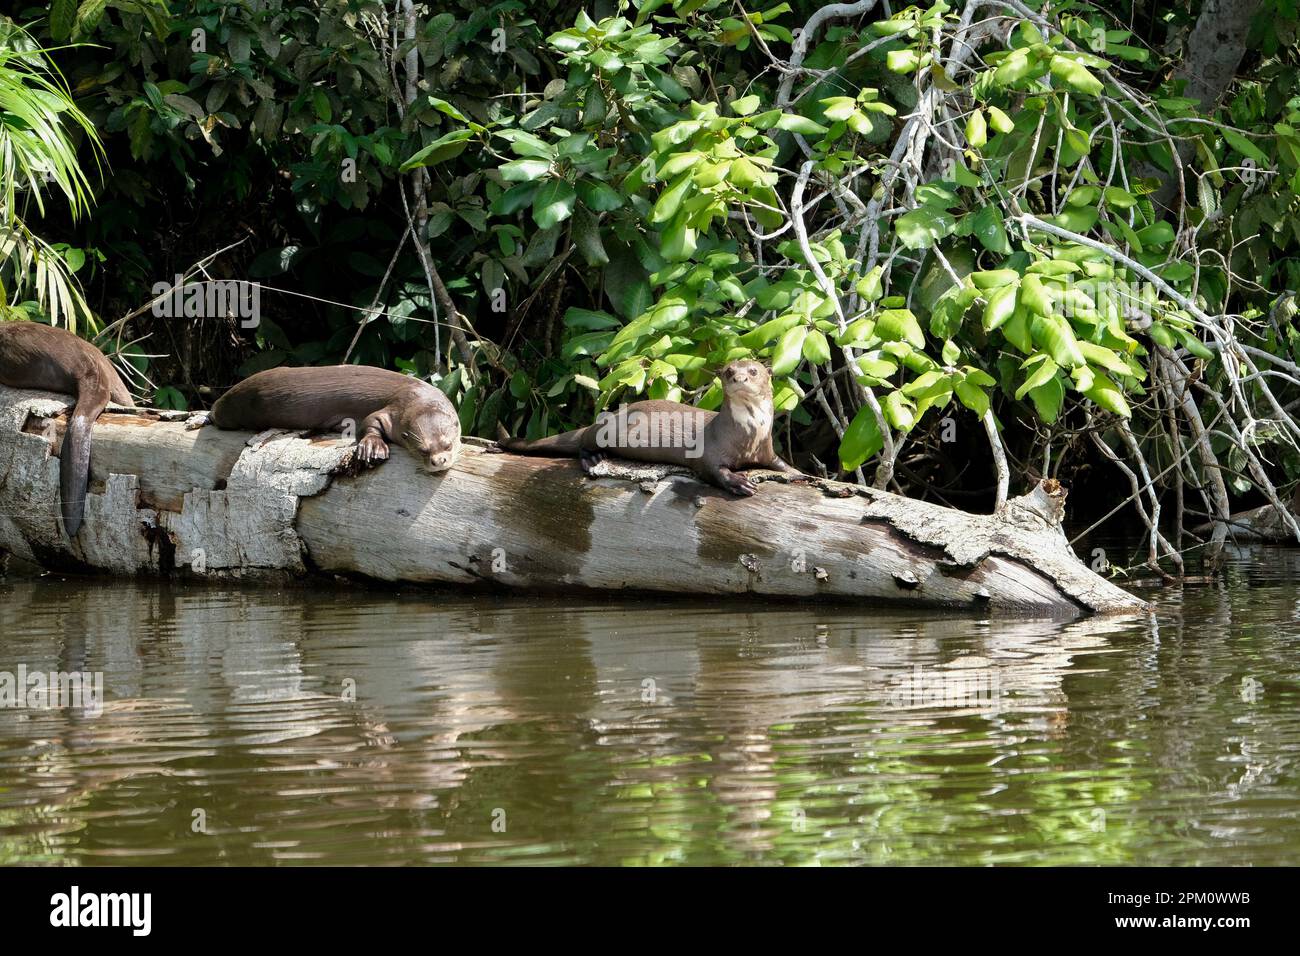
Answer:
xmin=59 ymin=378 xmax=112 ymax=538
xmin=495 ymin=423 xmax=584 ymax=456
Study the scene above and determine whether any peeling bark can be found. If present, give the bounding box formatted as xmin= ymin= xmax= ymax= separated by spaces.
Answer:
xmin=0 ymin=385 xmax=1146 ymax=615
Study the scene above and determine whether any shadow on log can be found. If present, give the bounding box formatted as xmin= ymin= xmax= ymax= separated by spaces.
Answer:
xmin=0 ymin=385 xmax=1145 ymax=616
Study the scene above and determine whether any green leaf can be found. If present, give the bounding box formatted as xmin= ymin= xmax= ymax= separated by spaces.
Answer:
xmin=577 ymin=179 xmax=624 ymax=211
xmin=987 ymin=106 xmax=1014 ymax=134
xmin=983 ymin=283 xmax=1018 ymax=330
xmin=1015 ymin=355 xmax=1059 ymax=399
xmin=803 ymin=328 xmax=832 ymax=364
xmin=493 ymin=182 xmax=540 ymax=215
xmin=821 ymin=97 xmax=857 ymax=122
xmin=590 ymin=49 xmax=624 ymax=72
xmin=1222 ymin=128 xmax=1269 ymax=166
xmin=660 ymin=214 xmax=697 ymax=261
xmin=1084 ymin=372 xmax=1130 ymax=417
xmin=1028 ymin=376 xmax=1065 ymax=422
xmin=500 ymin=158 xmax=551 ymax=182
xmin=1031 ymin=314 xmax=1086 ymax=368
xmin=1102 ymin=186 xmax=1137 ymax=208
xmin=1175 ymin=328 xmax=1214 ymax=360
xmin=496 ymin=129 xmax=555 ymax=159
xmin=884 ymin=390 xmax=915 ymax=430
xmin=651 ymin=172 xmax=692 ymax=224
xmin=1049 ymin=55 xmax=1104 ymax=96
xmin=50 ymin=0 xmax=76 ymax=40
xmin=774 ymin=113 xmax=828 ymax=135
xmin=1020 ymin=274 xmax=1055 ymax=316
xmin=972 ymin=269 xmax=1019 ymax=290
xmin=772 ymin=325 xmax=808 ymax=375
xmin=731 ymin=94 xmax=761 ymax=115
xmin=886 ymin=49 xmax=921 ymax=73
xmin=856 ymin=265 xmax=884 ymax=302
xmin=563 ymin=308 xmax=621 ymax=330
xmin=312 ymin=89 xmax=332 ymax=122
xmin=573 ymin=207 xmax=608 ymax=266
xmin=400 ymin=129 xmax=473 ymax=171
xmin=1049 ymin=205 xmax=1099 ymax=233
xmin=532 ymin=179 xmax=577 ymax=229
xmin=969 ymin=204 xmax=1011 ymax=254
xmin=876 ymin=309 xmax=925 ymax=348
xmin=966 ymin=109 xmax=987 ymax=149
xmin=1077 ymin=341 xmax=1131 ymax=376
xmin=894 ymin=207 xmax=956 ymax=249
xmin=954 ymin=379 xmax=990 ymax=417
xmin=1136 ymin=221 xmax=1174 ymax=248
xmin=839 ymin=405 xmax=884 ymax=471
xmin=994 ymin=48 xmax=1035 ymax=86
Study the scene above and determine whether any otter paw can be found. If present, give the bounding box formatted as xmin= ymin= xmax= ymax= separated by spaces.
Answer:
xmin=722 ymin=473 xmax=757 ymax=497
xmin=579 ymin=449 xmax=609 ymax=474
xmin=353 ymin=434 xmax=390 ymax=468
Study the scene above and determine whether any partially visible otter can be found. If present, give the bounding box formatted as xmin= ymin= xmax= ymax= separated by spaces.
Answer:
xmin=209 ymin=365 xmax=461 ymax=473
xmin=0 ymin=321 xmax=133 ymax=537
xmin=497 ymin=360 xmax=800 ymax=496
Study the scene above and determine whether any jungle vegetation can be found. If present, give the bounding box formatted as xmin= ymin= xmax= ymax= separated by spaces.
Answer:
xmin=3 ymin=0 xmax=1300 ymax=573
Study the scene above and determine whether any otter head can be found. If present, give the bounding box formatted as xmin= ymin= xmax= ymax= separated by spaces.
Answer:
xmin=720 ymin=360 xmax=772 ymax=403
xmin=400 ymin=404 xmax=461 ymax=474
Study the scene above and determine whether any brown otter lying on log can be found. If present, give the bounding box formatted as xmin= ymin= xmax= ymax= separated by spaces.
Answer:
xmin=497 ymin=359 xmax=802 ymax=496
xmin=0 ymin=321 xmax=133 ymax=537
xmin=209 ymin=366 xmax=461 ymax=473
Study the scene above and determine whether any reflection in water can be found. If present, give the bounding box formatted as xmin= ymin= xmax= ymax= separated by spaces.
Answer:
xmin=1 ymin=546 xmax=1299 ymax=865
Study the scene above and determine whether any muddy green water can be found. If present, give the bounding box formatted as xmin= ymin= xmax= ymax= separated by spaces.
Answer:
xmin=1 ymin=544 xmax=1298 ymax=866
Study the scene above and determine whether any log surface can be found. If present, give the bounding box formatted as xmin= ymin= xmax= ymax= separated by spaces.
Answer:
xmin=0 ymin=384 xmax=1146 ymax=615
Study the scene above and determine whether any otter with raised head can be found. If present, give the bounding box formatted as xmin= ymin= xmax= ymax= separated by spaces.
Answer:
xmin=497 ymin=360 xmax=800 ymax=496
xmin=209 ymin=365 xmax=461 ymax=473
xmin=0 ymin=321 xmax=133 ymax=538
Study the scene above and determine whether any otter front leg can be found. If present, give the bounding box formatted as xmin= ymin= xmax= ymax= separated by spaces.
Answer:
xmin=766 ymin=455 xmax=803 ymax=476
xmin=353 ymin=409 xmax=394 ymax=467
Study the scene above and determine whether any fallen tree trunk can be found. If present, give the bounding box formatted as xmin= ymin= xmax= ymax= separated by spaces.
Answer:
xmin=1196 ymin=503 xmax=1299 ymax=544
xmin=0 ymin=385 xmax=1144 ymax=615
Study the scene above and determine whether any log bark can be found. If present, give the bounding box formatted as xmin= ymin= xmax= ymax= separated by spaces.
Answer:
xmin=0 ymin=385 xmax=1145 ymax=615
xmin=1198 ymin=503 xmax=1296 ymax=543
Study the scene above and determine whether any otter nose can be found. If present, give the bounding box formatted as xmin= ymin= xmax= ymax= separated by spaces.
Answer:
xmin=431 ymin=453 xmax=450 ymax=468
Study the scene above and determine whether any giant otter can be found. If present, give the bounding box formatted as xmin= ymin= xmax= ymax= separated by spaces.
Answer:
xmin=497 ymin=359 xmax=801 ymax=496
xmin=0 ymin=322 xmax=133 ymax=537
xmin=209 ymin=365 xmax=461 ymax=473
